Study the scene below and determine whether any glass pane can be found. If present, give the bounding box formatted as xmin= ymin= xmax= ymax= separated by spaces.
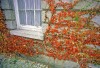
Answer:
xmin=35 ymin=11 xmax=41 ymax=26
xmin=19 ymin=11 xmax=26 ymax=25
xmin=26 ymin=0 xmax=34 ymax=9
xmin=18 ymin=0 xmax=25 ymax=10
xmin=35 ymin=0 xmax=41 ymax=9
xmin=30 ymin=0 xmax=35 ymax=9
xmin=26 ymin=0 xmax=30 ymax=9
xmin=26 ymin=11 xmax=34 ymax=25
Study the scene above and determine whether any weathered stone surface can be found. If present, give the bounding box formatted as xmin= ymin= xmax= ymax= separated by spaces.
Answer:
xmin=88 ymin=63 xmax=100 ymax=68
xmin=92 ymin=15 xmax=100 ymax=25
xmin=3 ymin=10 xmax=15 ymax=20
xmin=73 ymin=0 xmax=100 ymax=10
xmin=0 ymin=54 xmax=49 ymax=68
xmin=1 ymin=0 xmax=10 ymax=9
xmin=1 ymin=54 xmax=100 ymax=68
xmin=5 ymin=21 xmax=17 ymax=29
xmin=24 ymin=55 xmax=80 ymax=68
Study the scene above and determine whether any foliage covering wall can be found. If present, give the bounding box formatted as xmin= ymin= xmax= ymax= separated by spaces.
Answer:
xmin=0 ymin=0 xmax=100 ymax=68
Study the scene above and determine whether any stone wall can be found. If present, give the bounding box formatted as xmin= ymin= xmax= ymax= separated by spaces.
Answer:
xmin=0 ymin=0 xmax=100 ymax=68
xmin=1 ymin=0 xmax=16 ymax=29
xmin=0 ymin=0 xmax=100 ymax=30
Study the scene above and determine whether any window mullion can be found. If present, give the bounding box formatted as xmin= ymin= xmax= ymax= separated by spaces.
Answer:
xmin=39 ymin=0 xmax=42 ymax=26
xmin=24 ymin=0 xmax=27 ymax=25
xmin=34 ymin=0 xmax=36 ymax=26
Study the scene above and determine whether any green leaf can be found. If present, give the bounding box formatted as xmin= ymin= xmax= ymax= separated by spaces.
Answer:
xmin=74 ymin=15 xmax=79 ymax=21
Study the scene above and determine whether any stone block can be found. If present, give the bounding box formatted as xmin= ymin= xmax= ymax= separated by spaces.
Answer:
xmin=73 ymin=0 xmax=99 ymax=10
xmin=5 ymin=21 xmax=17 ymax=29
xmin=92 ymin=15 xmax=100 ymax=25
xmin=42 ymin=11 xmax=52 ymax=23
xmin=41 ymin=1 xmax=49 ymax=9
xmin=1 ymin=0 xmax=13 ymax=9
xmin=3 ymin=10 xmax=15 ymax=20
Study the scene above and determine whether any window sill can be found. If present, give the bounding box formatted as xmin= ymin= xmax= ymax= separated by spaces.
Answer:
xmin=10 ymin=24 xmax=48 ymax=40
xmin=10 ymin=29 xmax=44 ymax=40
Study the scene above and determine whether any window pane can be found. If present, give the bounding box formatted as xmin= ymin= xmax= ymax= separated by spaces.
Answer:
xmin=17 ymin=0 xmax=41 ymax=26
xmin=26 ymin=0 xmax=34 ymax=9
xmin=30 ymin=0 xmax=35 ymax=9
xmin=19 ymin=11 xmax=26 ymax=25
xmin=26 ymin=11 xmax=34 ymax=25
xmin=18 ymin=0 xmax=25 ymax=10
xmin=35 ymin=0 xmax=41 ymax=9
xmin=35 ymin=11 xmax=41 ymax=26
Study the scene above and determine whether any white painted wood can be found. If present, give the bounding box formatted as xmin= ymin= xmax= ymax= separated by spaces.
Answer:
xmin=13 ymin=0 xmax=44 ymax=40
xmin=10 ymin=29 xmax=44 ymax=40
xmin=13 ymin=0 xmax=42 ymax=28
xmin=19 ymin=25 xmax=43 ymax=32
xmin=13 ymin=0 xmax=20 ymax=28
xmin=24 ymin=0 xmax=27 ymax=25
xmin=34 ymin=0 xmax=36 ymax=26
xmin=10 ymin=23 xmax=48 ymax=40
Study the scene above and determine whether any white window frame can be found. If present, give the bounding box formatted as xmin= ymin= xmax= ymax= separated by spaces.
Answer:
xmin=11 ymin=0 xmax=44 ymax=40
xmin=13 ymin=0 xmax=42 ymax=32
